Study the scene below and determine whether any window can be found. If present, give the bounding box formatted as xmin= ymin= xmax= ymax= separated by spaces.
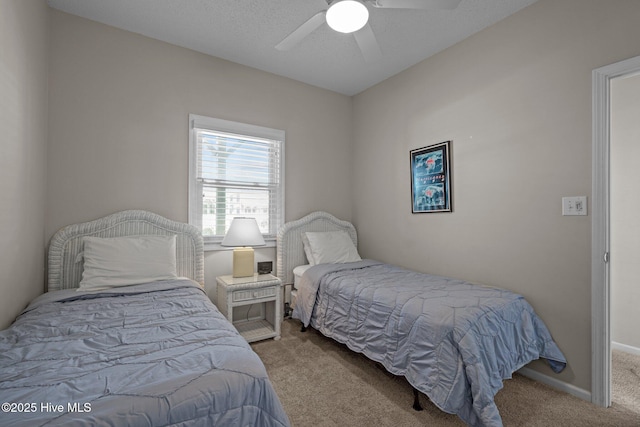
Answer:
xmin=189 ymin=115 xmax=284 ymax=250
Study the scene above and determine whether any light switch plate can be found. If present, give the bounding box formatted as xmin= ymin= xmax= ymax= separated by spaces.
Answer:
xmin=562 ymin=196 xmax=587 ymax=216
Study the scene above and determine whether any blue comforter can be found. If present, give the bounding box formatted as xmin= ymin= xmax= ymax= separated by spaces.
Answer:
xmin=293 ymin=260 xmax=566 ymax=427
xmin=0 ymin=279 xmax=290 ymax=427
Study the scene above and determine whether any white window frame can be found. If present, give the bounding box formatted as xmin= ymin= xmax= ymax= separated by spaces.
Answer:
xmin=188 ymin=114 xmax=285 ymax=251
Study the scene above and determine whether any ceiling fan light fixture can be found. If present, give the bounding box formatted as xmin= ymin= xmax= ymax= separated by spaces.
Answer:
xmin=326 ymin=0 xmax=369 ymax=34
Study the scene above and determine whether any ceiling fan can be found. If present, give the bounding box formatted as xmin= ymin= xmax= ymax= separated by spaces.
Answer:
xmin=275 ymin=0 xmax=462 ymax=62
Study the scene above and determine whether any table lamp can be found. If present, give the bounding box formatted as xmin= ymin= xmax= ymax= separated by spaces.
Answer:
xmin=221 ymin=217 xmax=266 ymax=278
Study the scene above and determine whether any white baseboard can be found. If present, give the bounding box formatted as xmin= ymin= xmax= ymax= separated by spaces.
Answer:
xmin=518 ymin=367 xmax=591 ymax=402
xmin=611 ymin=341 xmax=640 ymax=356
xmin=518 ymin=342 xmax=640 ymax=405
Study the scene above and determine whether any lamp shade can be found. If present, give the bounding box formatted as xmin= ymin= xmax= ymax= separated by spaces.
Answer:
xmin=326 ymin=0 xmax=369 ymax=34
xmin=220 ymin=217 xmax=266 ymax=247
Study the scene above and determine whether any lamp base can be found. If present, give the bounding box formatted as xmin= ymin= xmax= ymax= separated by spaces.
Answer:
xmin=232 ymin=247 xmax=255 ymax=278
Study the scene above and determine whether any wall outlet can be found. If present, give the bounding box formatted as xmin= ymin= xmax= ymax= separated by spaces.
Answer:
xmin=562 ymin=196 xmax=587 ymax=216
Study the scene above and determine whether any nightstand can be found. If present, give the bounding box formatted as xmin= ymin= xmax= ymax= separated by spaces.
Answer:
xmin=216 ymin=274 xmax=282 ymax=343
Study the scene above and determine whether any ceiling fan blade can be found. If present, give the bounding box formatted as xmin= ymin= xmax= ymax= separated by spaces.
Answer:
xmin=275 ymin=11 xmax=327 ymax=51
xmin=371 ymin=0 xmax=462 ymax=10
xmin=353 ymin=23 xmax=382 ymax=63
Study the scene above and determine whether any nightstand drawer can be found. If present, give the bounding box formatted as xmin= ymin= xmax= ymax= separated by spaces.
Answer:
xmin=233 ymin=286 xmax=277 ymax=302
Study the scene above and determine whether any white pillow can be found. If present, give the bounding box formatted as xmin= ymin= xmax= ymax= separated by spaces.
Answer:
xmin=301 ymin=234 xmax=316 ymax=265
xmin=302 ymin=231 xmax=361 ymax=265
xmin=78 ymin=235 xmax=178 ymax=291
xmin=293 ymin=264 xmax=312 ymax=288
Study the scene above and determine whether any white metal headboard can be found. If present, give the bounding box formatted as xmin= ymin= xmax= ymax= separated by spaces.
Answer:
xmin=47 ymin=210 xmax=204 ymax=291
xmin=276 ymin=211 xmax=357 ymax=286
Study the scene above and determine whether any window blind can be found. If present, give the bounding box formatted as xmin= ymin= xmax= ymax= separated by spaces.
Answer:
xmin=189 ymin=115 xmax=284 ymax=247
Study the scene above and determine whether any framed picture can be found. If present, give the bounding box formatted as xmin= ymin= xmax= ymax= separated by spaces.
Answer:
xmin=410 ymin=141 xmax=452 ymax=213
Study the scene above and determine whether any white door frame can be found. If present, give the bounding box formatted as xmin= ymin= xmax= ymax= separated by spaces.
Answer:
xmin=591 ymin=54 xmax=640 ymax=407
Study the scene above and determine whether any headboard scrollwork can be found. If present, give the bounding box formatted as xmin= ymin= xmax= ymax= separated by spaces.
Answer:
xmin=47 ymin=210 xmax=204 ymax=291
xmin=276 ymin=211 xmax=357 ymax=286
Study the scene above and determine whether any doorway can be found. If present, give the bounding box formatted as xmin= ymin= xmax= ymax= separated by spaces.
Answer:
xmin=592 ymin=55 xmax=640 ymax=408
xmin=609 ymin=72 xmax=640 ymax=412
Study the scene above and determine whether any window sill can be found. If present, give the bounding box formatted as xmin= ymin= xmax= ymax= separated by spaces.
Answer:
xmin=204 ymin=240 xmax=276 ymax=252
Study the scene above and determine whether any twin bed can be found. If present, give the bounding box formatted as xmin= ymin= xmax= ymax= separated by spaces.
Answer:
xmin=0 ymin=210 xmax=290 ymax=427
xmin=277 ymin=211 xmax=566 ymax=427
xmin=0 ymin=209 xmax=566 ymax=427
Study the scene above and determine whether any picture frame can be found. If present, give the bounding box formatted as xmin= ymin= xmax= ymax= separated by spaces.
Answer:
xmin=410 ymin=141 xmax=452 ymax=213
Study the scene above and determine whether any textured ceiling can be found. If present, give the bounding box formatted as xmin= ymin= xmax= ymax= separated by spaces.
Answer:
xmin=47 ymin=0 xmax=538 ymax=96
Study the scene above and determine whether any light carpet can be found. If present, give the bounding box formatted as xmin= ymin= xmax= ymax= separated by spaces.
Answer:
xmin=252 ymin=320 xmax=640 ymax=426
xmin=612 ymin=349 xmax=640 ymax=414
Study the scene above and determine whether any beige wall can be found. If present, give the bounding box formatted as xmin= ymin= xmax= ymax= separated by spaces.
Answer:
xmin=611 ymin=73 xmax=640 ymax=351
xmin=46 ymin=10 xmax=353 ymax=297
xmin=352 ymin=0 xmax=640 ymax=392
xmin=10 ymin=0 xmax=640 ymax=397
xmin=0 ymin=0 xmax=49 ymax=329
